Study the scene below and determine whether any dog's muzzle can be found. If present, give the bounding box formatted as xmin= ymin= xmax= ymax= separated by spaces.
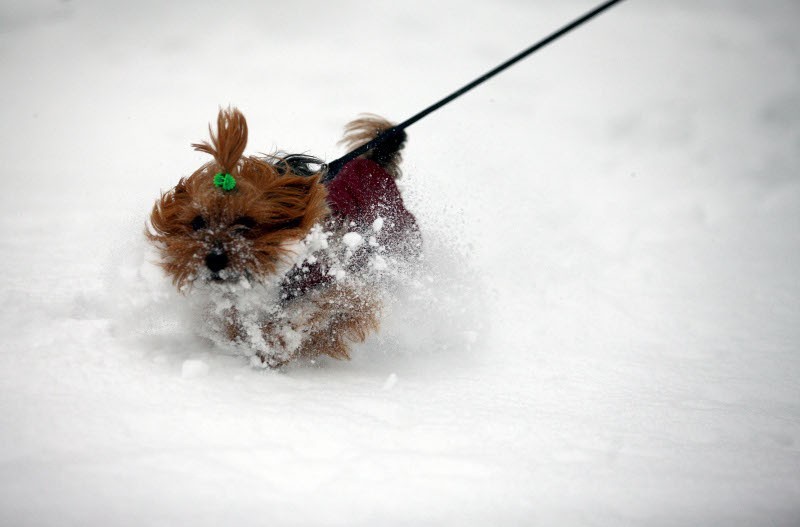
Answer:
xmin=205 ymin=248 xmax=228 ymax=273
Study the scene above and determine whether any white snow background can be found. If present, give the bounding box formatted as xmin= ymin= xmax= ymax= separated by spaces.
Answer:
xmin=1 ymin=0 xmax=799 ymax=525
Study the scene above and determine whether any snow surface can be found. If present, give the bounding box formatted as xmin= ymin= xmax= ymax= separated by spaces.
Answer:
xmin=1 ymin=0 xmax=799 ymax=525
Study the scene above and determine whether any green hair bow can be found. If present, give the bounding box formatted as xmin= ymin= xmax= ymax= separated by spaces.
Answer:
xmin=214 ymin=172 xmax=236 ymax=191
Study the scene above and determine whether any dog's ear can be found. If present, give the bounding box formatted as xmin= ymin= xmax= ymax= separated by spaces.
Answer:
xmin=192 ymin=107 xmax=248 ymax=174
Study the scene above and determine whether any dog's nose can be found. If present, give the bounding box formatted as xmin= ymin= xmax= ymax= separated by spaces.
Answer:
xmin=205 ymin=250 xmax=228 ymax=273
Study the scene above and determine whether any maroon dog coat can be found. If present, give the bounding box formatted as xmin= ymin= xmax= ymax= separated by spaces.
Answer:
xmin=281 ymin=158 xmax=420 ymax=300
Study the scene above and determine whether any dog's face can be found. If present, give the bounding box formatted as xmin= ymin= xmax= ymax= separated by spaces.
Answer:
xmin=148 ymin=108 xmax=329 ymax=289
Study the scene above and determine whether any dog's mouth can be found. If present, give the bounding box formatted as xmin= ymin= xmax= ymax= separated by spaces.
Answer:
xmin=203 ymin=267 xmax=257 ymax=287
xmin=201 ymin=266 xmax=239 ymax=284
xmin=207 ymin=271 xmax=240 ymax=284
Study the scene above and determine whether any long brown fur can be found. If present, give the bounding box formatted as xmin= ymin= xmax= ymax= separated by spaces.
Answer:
xmin=147 ymin=107 xmax=396 ymax=365
xmin=148 ymin=108 xmax=329 ymax=290
xmin=256 ymin=284 xmax=381 ymax=366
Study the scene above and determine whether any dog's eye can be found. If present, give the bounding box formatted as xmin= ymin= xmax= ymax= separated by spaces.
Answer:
xmin=190 ymin=215 xmax=207 ymax=231
xmin=232 ymin=216 xmax=257 ymax=231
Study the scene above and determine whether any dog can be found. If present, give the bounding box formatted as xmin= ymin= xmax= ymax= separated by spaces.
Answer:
xmin=147 ymin=108 xmax=421 ymax=367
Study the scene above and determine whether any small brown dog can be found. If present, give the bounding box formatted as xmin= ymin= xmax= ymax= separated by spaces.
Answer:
xmin=147 ymin=108 xmax=420 ymax=367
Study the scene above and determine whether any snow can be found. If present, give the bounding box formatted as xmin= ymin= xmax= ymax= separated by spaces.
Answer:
xmin=181 ymin=359 xmax=210 ymax=379
xmin=381 ymin=373 xmax=399 ymax=391
xmin=342 ymin=231 xmax=365 ymax=249
xmin=1 ymin=0 xmax=799 ymax=525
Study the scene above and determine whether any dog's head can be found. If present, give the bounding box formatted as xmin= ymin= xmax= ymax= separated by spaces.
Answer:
xmin=147 ymin=108 xmax=329 ymax=289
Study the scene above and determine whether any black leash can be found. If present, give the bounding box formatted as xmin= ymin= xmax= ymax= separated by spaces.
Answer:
xmin=322 ymin=0 xmax=626 ymax=183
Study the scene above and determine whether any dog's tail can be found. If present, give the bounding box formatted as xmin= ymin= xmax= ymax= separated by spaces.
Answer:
xmin=339 ymin=114 xmax=406 ymax=179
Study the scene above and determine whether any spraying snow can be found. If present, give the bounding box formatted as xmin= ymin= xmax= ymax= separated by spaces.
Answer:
xmin=0 ymin=0 xmax=798 ymax=525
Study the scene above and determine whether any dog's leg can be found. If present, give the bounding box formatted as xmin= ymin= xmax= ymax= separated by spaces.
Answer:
xmin=253 ymin=284 xmax=381 ymax=365
xmin=298 ymin=284 xmax=381 ymax=360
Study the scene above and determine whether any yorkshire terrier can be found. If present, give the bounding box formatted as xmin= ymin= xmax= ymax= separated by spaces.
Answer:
xmin=147 ymin=108 xmax=421 ymax=367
